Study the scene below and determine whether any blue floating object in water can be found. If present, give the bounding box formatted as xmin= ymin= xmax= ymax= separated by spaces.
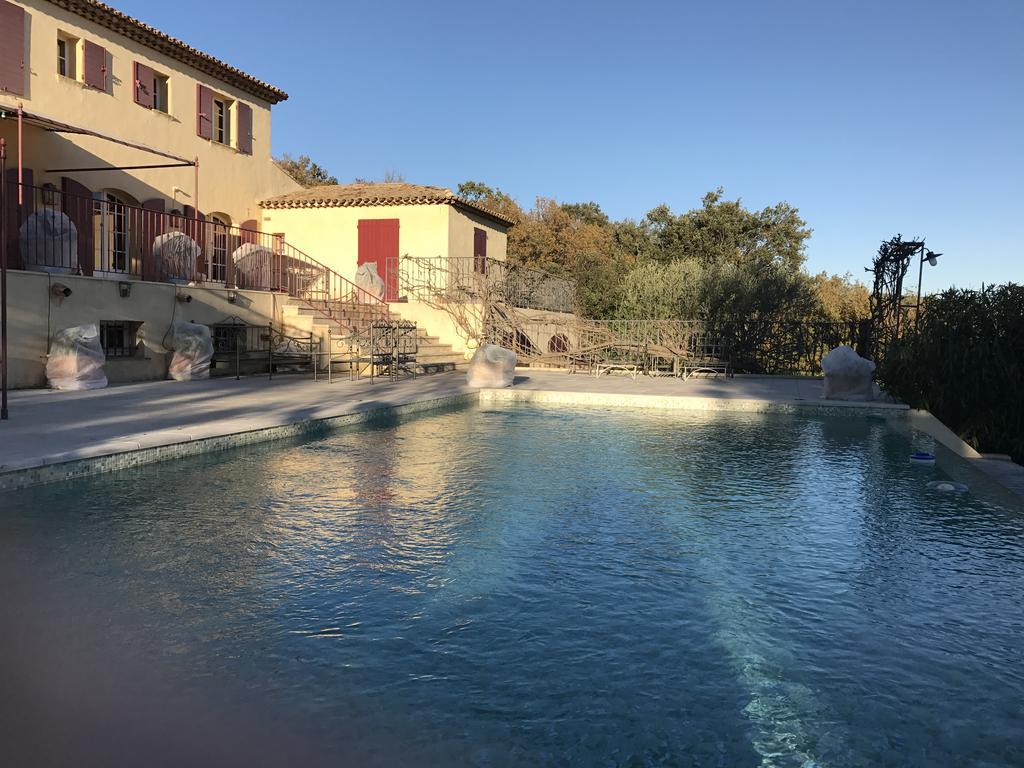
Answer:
xmin=927 ymin=480 xmax=969 ymax=493
xmin=910 ymin=451 xmax=936 ymax=465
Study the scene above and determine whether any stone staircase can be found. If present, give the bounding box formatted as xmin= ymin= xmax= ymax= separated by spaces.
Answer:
xmin=281 ymin=297 xmax=467 ymax=375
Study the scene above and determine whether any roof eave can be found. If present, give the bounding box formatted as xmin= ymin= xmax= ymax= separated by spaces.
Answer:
xmin=259 ymin=195 xmax=516 ymax=227
xmin=49 ymin=0 xmax=288 ymax=104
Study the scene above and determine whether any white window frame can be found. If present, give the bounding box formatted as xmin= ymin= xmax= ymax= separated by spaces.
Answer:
xmin=213 ymin=98 xmax=232 ymax=146
xmin=57 ymin=34 xmax=78 ymax=80
xmin=152 ymin=72 xmax=169 ymax=113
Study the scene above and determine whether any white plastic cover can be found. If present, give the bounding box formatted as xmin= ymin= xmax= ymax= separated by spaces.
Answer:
xmin=153 ymin=231 xmax=200 ymax=282
xmin=46 ymin=324 xmax=108 ymax=390
xmin=466 ymin=343 xmax=516 ymax=388
xmin=820 ymin=345 xmax=875 ymax=401
xmin=232 ymin=243 xmax=275 ymax=288
xmin=19 ymin=210 xmax=78 ymax=273
xmin=166 ymin=321 xmax=214 ymax=381
xmin=354 ymin=262 xmax=386 ymax=300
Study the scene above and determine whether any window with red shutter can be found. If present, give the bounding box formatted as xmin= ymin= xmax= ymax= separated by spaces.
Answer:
xmin=83 ymin=40 xmax=107 ymax=91
xmin=0 ymin=0 xmax=26 ymax=96
xmin=473 ymin=228 xmax=488 ymax=275
xmin=134 ymin=61 xmax=155 ymax=108
xmin=237 ymin=103 xmax=253 ymax=155
xmin=196 ymin=84 xmax=214 ymax=139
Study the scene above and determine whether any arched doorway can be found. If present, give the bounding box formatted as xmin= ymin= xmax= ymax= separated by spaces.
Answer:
xmin=207 ymin=213 xmax=231 ymax=283
xmin=94 ymin=189 xmax=139 ymax=275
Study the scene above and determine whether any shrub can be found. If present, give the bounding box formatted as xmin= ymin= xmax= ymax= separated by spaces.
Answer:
xmin=878 ymin=284 xmax=1024 ymax=463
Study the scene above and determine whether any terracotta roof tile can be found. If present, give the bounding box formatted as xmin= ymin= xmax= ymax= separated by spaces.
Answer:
xmin=49 ymin=0 xmax=287 ymax=104
xmin=260 ymin=182 xmax=516 ymax=226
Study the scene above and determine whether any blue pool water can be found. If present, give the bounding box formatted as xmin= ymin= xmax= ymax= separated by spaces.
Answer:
xmin=1 ymin=404 xmax=1023 ymax=767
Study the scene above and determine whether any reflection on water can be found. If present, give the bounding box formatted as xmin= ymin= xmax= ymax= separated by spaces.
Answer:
xmin=1 ymin=404 xmax=1023 ymax=767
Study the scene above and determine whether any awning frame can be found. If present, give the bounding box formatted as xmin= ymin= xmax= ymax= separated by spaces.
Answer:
xmin=1 ymin=101 xmax=199 ymax=213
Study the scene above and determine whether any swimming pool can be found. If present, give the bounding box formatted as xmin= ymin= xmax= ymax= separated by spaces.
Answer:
xmin=1 ymin=404 xmax=1022 ymax=767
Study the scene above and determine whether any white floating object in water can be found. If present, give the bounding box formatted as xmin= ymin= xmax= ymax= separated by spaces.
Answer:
xmin=910 ymin=451 xmax=936 ymax=465
xmin=927 ymin=481 xmax=969 ymax=493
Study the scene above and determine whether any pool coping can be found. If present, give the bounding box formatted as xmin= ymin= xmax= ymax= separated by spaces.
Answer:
xmin=0 ymin=391 xmax=478 ymax=492
xmin=2 ymin=380 xmax=1022 ymax=503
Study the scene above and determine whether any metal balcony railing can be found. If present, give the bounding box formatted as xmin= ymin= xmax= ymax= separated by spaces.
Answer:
xmin=3 ymin=180 xmax=389 ymax=332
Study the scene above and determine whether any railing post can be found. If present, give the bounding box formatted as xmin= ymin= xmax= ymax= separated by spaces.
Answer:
xmin=1 ymin=138 xmax=8 ymax=420
xmin=268 ymin=324 xmax=274 ymax=379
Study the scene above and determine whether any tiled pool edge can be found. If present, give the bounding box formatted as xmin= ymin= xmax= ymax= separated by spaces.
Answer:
xmin=480 ymin=388 xmax=1024 ymax=502
xmin=479 ymin=387 xmax=911 ymax=417
xmin=4 ymin=383 xmax=1021 ymax=502
xmin=0 ymin=392 xmax=478 ymax=492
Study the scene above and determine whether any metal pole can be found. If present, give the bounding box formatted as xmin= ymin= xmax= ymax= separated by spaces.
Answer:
xmin=235 ymin=329 xmax=240 ymax=380
xmin=17 ymin=104 xmax=23 ymax=205
xmin=915 ymin=242 xmax=926 ymax=329
xmin=1 ymin=138 xmax=8 ymax=419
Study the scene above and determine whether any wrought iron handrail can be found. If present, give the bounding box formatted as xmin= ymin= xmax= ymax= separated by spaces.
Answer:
xmin=388 ymin=254 xmax=576 ymax=313
xmin=4 ymin=179 xmax=390 ymax=332
xmin=485 ymin=316 xmax=872 ymax=376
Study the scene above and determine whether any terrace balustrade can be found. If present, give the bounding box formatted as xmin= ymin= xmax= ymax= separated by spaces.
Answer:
xmin=3 ymin=180 xmax=389 ymax=332
xmin=387 ymin=255 xmax=576 ymax=314
xmin=487 ymin=317 xmax=872 ymax=377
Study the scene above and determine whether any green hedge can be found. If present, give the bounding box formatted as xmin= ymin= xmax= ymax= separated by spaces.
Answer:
xmin=878 ymin=284 xmax=1024 ymax=463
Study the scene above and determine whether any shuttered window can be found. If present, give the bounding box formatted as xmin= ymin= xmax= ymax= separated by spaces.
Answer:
xmin=237 ymin=103 xmax=253 ymax=155
xmin=196 ymin=84 xmax=214 ymax=139
xmin=213 ymin=98 xmax=231 ymax=145
xmin=0 ymin=0 xmax=26 ymax=96
xmin=473 ymin=227 xmax=487 ymax=274
xmin=134 ymin=61 xmax=155 ymax=108
xmin=135 ymin=62 xmax=169 ymax=112
xmin=83 ymin=40 xmax=107 ymax=90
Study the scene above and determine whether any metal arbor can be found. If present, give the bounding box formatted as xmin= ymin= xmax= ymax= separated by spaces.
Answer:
xmin=866 ymin=234 xmax=922 ymax=362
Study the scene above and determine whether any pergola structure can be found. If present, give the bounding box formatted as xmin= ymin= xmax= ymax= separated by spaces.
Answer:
xmin=0 ymin=102 xmax=200 ymax=419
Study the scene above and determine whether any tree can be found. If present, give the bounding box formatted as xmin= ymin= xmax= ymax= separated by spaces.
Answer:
xmin=274 ymin=153 xmax=338 ymax=187
xmin=561 ymin=201 xmax=609 ymax=227
xmin=457 ymin=180 xmax=524 ymax=224
xmin=810 ymin=272 xmax=870 ymax=323
xmin=619 ymin=260 xmax=704 ymax=320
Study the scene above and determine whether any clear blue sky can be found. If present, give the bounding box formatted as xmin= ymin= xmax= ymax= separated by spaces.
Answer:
xmin=121 ymin=0 xmax=1023 ymax=290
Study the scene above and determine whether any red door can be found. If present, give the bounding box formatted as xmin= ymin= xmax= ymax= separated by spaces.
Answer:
xmin=357 ymin=218 xmax=399 ymax=301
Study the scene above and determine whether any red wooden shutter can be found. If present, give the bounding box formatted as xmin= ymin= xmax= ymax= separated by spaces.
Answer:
xmin=141 ymin=198 xmax=165 ymax=281
xmin=357 ymin=219 xmax=400 ymax=301
xmin=237 ymin=103 xmax=253 ymax=155
xmin=473 ymin=227 xmax=487 ymax=274
xmin=61 ymin=177 xmax=94 ymax=276
xmin=134 ymin=62 xmax=155 ymax=108
xmin=83 ymin=41 xmax=106 ymax=90
xmin=181 ymin=207 xmax=207 ymax=279
xmin=196 ymin=84 xmax=213 ymax=139
xmin=3 ymin=167 xmax=31 ymax=268
xmin=0 ymin=0 xmax=25 ymax=96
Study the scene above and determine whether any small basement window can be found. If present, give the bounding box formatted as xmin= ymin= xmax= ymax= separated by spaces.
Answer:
xmin=213 ymin=98 xmax=232 ymax=145
xmin=57 ymin=34 xmax=78 ymax=79
xmin=100 ymin=321 xmax=139 ymax=358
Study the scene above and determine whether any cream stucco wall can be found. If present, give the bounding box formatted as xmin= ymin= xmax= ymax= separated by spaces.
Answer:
xmin=448 ymin=206 xmax=509 ymax=263
xmin=5 ymin=270 xmax=297 ymax=388
xmin=259 ymin=204 xmax=452 ymax=284
xmin=1 ymin=0 xmax=299 ymax=224
xmin=259 ymin=203 xmax=510 ymax=285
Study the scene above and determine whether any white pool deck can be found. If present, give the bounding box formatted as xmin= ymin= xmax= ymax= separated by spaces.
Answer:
xmin=1 ymin=370 xmax=1022 ymax=500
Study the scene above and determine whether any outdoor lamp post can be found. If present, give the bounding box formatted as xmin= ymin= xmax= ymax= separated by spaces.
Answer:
xmin=915 ymin=245 xmax=942 ymax=327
